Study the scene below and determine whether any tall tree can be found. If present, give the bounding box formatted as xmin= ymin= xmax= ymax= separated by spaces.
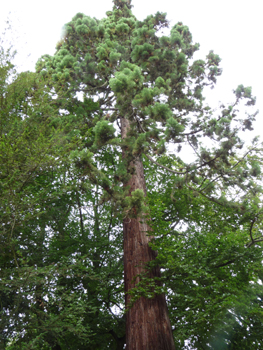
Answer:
xmin=35 ymin=0 xmax=260 ymax=348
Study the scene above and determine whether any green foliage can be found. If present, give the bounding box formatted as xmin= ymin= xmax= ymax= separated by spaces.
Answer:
xmin=0 ymin=49 xmax=124 ymax=349
xmin=142 ymin=156 xmax=263 ymax=349
xmin=123 ymin=189 xmax=149 ymax=218
xmin=94 ymin=120 xmax=116 ymax=147
xmin=1 ymin=1 xmax=263 ymax=349
xmin=165 ymin=117 xmax=185 ymax=140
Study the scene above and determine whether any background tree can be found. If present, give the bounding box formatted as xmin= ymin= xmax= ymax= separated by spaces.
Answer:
xmin=144 ymin=155 xmax=263 ymax=349
xmin=0 ymin=46 xmax=126 ymax=349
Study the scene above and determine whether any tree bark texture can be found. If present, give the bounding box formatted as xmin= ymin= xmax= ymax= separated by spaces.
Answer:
xmin=121 ymin=118 xmax=175 ymax=350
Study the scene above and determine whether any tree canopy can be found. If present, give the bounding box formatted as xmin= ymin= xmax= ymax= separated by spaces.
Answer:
xmin=1 ymin=0 xmax=263 ymax=349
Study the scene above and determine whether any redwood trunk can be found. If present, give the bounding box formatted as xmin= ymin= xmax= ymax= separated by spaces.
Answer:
xmin=121 ymin=118 xmax=175 ymax=350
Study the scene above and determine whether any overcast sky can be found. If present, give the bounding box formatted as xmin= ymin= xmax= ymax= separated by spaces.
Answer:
xmin=1 ymin=0 xmax=262 ymax=138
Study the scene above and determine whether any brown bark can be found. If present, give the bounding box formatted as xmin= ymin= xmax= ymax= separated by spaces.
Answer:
xmin=121 ymin=118 xmax=175 ymax=350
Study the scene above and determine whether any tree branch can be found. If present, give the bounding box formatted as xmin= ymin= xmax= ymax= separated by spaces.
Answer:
xmin=145 ymin=154 xmax=188 ymax=175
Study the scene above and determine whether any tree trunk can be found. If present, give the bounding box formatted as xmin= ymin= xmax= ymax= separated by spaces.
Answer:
xmin=121 ymin=117 xmax=175 ymax=350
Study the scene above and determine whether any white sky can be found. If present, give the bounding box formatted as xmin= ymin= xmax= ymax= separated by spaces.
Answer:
xmin=1 ymin=0 xmax=262 ymax=138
